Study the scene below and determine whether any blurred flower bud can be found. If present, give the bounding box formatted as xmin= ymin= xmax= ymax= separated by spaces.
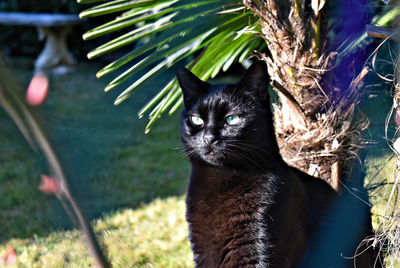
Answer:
xmin=3 ymin=247 xmax=17 ymax=265
xmin=39 ymin=174 xmax=60 ymax=194
xmin=26 ymin=72 xmax=49 ymax=106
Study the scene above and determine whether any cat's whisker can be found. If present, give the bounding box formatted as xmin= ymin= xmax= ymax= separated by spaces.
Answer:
xmin=237 ymin=153 xmax=265 ymax=171
xmin=174 ymin=149 xmax=191 ymax=158
xmin=225 ymin=147 xmax=264 ymax=172
xmin=229 ymin=142 xmax=276 ymax=162
xmin=224 ymin=148 xmax=255 ymax=171
xmin=229 ymin=140 xmax=274 ymax=155
xmin=184 ymin=149 xmax=198 ymax=158
xmin=230 ymin=146 xmax=273 ymax=171
xmin=227 ymin=143 xmax=266 ymax=160
xmin=178 ymin=145 xmax=200 ymax=160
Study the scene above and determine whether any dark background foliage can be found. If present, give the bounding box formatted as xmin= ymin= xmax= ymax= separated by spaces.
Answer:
xmin=0 ymin=0 xmax=120 ymax=60
xmin=0 ymin=0 xmax=80 ymax=13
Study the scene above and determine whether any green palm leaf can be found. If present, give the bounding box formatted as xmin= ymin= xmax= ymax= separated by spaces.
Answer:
xmin=80 ymin=0 xmax=264 ymax=132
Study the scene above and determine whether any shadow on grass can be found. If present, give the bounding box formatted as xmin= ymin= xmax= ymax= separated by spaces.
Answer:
xmin=0 ymin=58 xmax=190 ymax=243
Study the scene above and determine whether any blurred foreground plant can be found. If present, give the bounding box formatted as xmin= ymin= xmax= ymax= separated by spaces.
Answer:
xmin=0 ymin=60 xmax=110 ymax=268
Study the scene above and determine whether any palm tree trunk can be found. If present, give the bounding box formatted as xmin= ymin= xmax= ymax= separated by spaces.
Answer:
xmin=244 ymin=0 xmax=370 ymax=190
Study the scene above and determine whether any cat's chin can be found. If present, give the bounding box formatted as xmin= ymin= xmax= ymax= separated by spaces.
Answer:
xmin=200 ymin=152 xmax=224 ymax=167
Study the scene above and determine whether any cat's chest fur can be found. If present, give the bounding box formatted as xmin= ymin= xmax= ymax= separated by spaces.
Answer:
xmin=186 ymin=165 xmax=313 ymax=268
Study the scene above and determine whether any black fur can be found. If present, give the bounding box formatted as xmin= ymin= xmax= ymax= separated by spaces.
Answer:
xmin=177 ymin=61 xmax=381 ymax=267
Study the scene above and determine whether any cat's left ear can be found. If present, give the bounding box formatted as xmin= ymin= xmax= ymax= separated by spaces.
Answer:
xmin=237 ymin=60 xmax=269 ymax=93
xmin=177 ymin=68 xmax=210 ymax=107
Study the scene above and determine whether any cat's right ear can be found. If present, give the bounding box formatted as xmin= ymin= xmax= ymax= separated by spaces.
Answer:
xmin=177 ymin=68 xmax=210 ymax=107
xmin=237 ymin=60 xmax=269 ymax=92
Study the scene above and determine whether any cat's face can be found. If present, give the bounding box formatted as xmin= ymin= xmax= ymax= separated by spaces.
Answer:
xmin=177 ymin=61 xmax=275 ymax=169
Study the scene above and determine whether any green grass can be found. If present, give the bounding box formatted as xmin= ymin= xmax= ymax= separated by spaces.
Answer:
xmin=0 ymin=197 xmax=193 ymax=267
xmin=0 ymin=58 xmax=193 ymax=266
xmin=365 ymin=154 xmax=400 ymax=266
xmin=365 ymin=154 xmax=397 ymax=229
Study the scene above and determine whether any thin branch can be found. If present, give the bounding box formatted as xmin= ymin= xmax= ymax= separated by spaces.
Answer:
xmin=0 ymin=65 xmax=111 ymax=268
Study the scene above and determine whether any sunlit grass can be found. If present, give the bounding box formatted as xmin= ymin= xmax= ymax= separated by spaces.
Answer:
xmin=0 ymin=197 xmax=193 ymax=267
xmin=365 ymin=154 xmax=397 ymax=230
xmin=365 ymin=153 xmax=400 ymax=266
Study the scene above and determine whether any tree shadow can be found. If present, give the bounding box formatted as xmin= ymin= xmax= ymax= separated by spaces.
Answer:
xmin=0 ymin=59 xmax=189 ymax=243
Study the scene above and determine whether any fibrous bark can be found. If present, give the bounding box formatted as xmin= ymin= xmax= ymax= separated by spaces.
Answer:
xmin=244 ymin=0 xmax=369 ymax=190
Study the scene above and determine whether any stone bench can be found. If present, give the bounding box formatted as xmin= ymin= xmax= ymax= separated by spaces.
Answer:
xmin=0 ymin=12 xmax=81 ymax=74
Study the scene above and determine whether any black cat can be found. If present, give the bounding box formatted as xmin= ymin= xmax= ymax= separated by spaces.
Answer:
xmin=177 ymin=61 xmax=380 ymax=267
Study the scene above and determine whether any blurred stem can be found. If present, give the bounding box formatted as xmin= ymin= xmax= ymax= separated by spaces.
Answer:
xmin=0 ymin=61 xmax=110 ymax=268
xmin=22 ymin=102 xmax=110 ymax=268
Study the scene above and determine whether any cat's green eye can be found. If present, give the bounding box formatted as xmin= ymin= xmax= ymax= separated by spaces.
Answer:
xmin=226 ymin=115 xmax=241 ymax=125
xmin=190 ymin=115 xmax=204 ymax=127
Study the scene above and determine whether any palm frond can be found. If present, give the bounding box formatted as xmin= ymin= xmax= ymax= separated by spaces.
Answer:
xmin=337 ymin=6 xmax=400 ymax=62
xmin=81 ymin=0 xmax=264 ymax=132
xmin=80 ymin=0 xmax=165 ymax=18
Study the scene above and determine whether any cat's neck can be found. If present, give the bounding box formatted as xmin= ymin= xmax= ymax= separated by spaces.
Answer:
xmin=187 ymin=160 xmax=287 ymax=202
xmin=189 ymin=146 xmax=286 ymax=176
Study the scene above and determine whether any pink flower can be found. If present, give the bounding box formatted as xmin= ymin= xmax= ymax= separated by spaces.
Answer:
xmin=39 ymin=174 xmax=61 ymax=194
xmin=26 ymin=72 xmax=49 ymax=106
xmin=3 ymin=247 xmax=17 ymax=265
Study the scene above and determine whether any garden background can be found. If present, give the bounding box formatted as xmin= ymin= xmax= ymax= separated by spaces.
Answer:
xmin=0 ymin=0 xmax=399 ymax=267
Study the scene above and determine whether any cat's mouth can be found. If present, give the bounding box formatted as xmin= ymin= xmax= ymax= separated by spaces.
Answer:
xmin=206 ymin=151 xmax=216 ymax=158
xmin=202 ymin=150 xmax=222 ymax=165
